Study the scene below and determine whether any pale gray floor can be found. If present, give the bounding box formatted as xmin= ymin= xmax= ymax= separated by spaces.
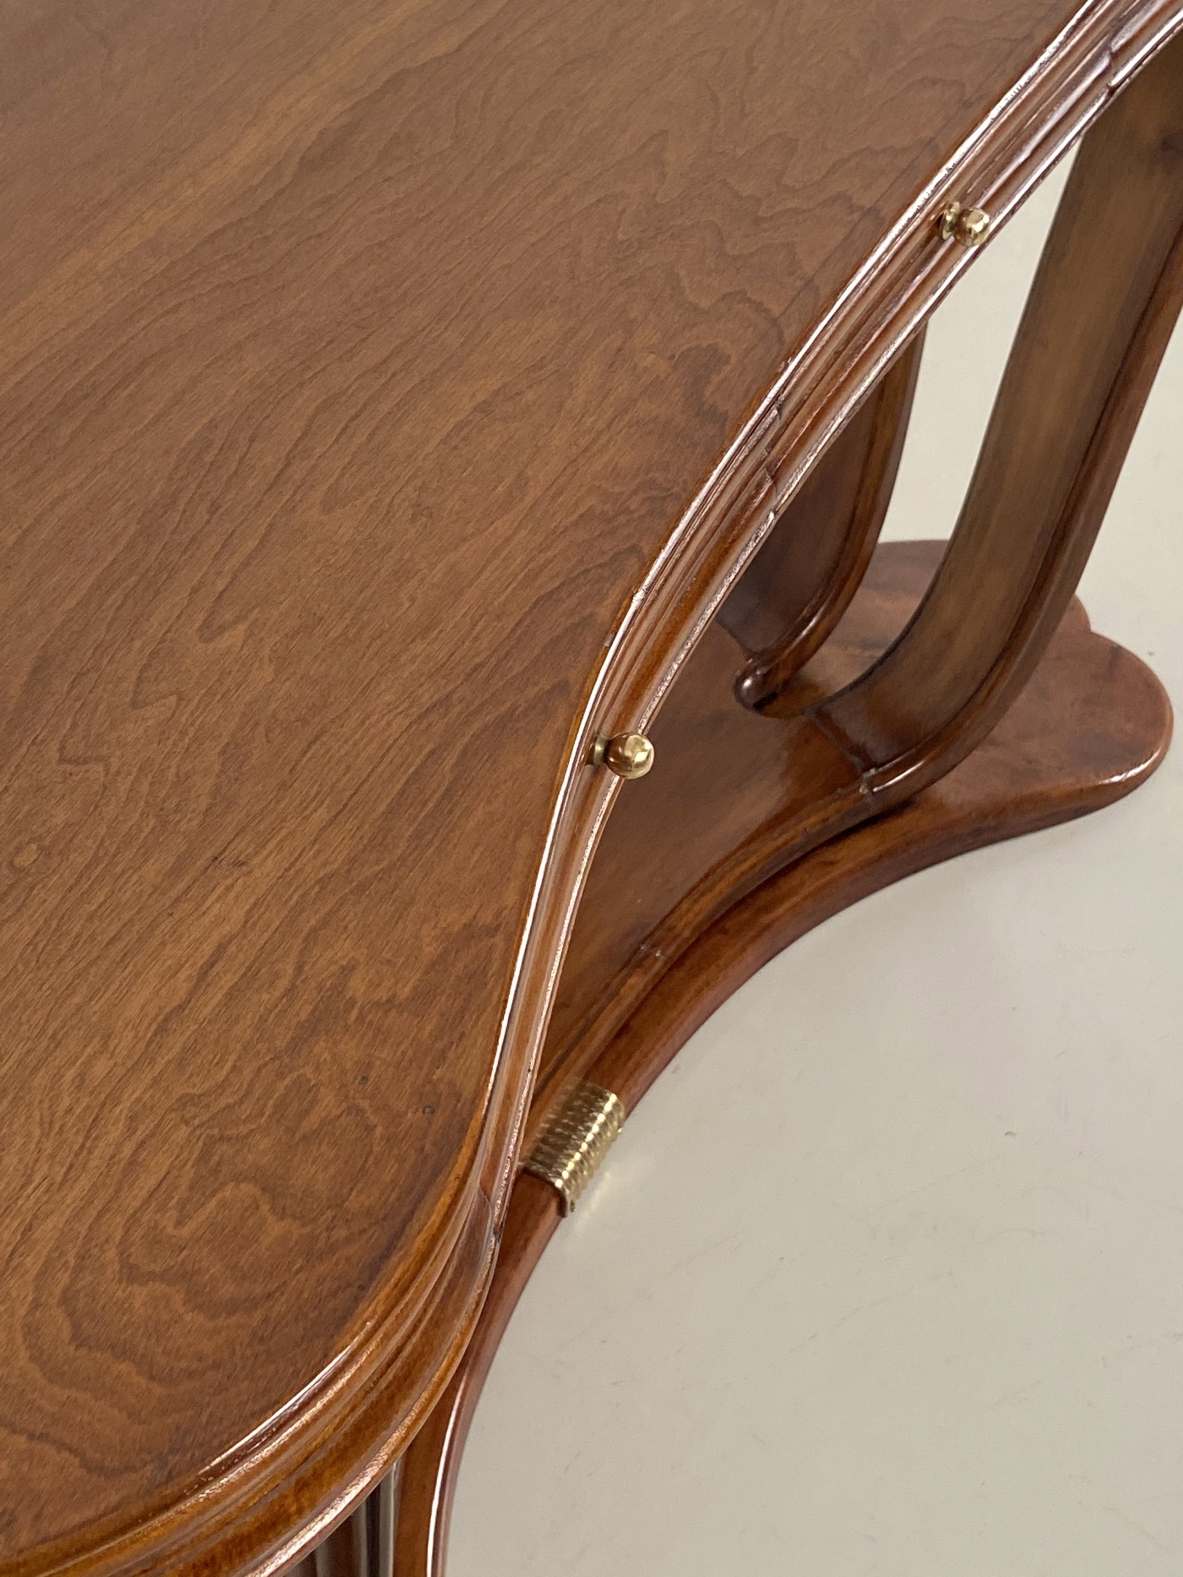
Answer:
xmin=451 ymin=156 xmax=1183 ymax=1576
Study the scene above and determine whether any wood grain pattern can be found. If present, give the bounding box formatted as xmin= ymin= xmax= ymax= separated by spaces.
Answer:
xmin=537 ymin=29 xmax=1183 ymax=1121
xmin=3 ymin=2 xmax=1182 ymax=1573
xmin=531 ymin=536 xmax=1174 ymax=1125
xmin=822 ymin=27 xmax=1183 ymax=784
xmin=397 ymin=541 xmax=1173 ymax=1575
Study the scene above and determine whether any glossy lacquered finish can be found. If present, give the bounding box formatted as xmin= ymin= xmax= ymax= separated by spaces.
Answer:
xmin=3 ymin=1 xmax=1183 ymax=1574
xmin=535 ymin=29 xmax=1183 ymax=1123
xmin=389 ymin=31 xmax=1183 ymax=1566
xmin=395 ymin=539 xmax=1174 ymax=1576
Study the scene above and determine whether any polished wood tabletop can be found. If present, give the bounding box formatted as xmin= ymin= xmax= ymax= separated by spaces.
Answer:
xmin=2 ymin=0 xmax=1180 ymax=1572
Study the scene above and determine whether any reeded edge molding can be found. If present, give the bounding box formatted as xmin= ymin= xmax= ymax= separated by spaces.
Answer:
xmin=13 ymin=5 xmax=1183 ymax=1575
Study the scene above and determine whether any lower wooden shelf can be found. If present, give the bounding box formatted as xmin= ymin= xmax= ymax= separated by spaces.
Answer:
xmin=536 ymin=538 xmax=1172 ymax=1126
xmin=304 ymin=539 xmax=1172 ymax=1577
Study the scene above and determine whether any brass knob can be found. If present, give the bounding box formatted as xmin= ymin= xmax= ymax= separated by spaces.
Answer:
xmin=591 ymin=731 xmax=655 ymax=780
xmin=938 ymin=201 xmax=991 ymax=246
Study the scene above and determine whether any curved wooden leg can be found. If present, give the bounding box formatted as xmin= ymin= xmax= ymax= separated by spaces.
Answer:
xmin=534 ymin=29 xmax=1183 ymax=1114
xmin=820 ymin=29 xmax=1183 ymax=795
xmin=717 ymin=331 xmax=925 ymax=708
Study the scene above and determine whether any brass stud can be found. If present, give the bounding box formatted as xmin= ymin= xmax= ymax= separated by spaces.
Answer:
xmin=938 ymin=201 xmax=992 ymax=247
xmin=590 ymin=731 xmax=655 ymax=779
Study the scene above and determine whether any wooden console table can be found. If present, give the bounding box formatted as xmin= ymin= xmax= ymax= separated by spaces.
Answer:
xmin=2 ymin=2 xmax=1181 ymax=1573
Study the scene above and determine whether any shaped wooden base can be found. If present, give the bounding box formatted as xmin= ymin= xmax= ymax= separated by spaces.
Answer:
xmin=390 ymin=538 xmax=1172 ymax=1576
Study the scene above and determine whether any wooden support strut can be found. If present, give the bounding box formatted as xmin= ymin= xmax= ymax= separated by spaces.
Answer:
xmin=528 ymin=27 xmax=1183 ymax=1113
xmin=819 ymin=31 xmax=1183 ymax=792
xmin=716 ymin=329 xmax=926 ymax=709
